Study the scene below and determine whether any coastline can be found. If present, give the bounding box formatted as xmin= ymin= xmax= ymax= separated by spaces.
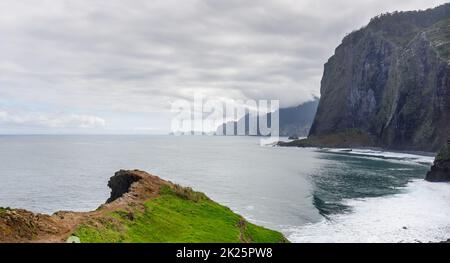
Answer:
xmin=0 ymin=170 xmax=288 ymax=243
xmin=277 ymin=141 xmax=436 ymax=167
xmin=278 ymin=140 xmax=450 ymax=243
xmin=287 ymin=178 xmax=450 ymax=243
xmin=277 ymin=138 xmax=437 ymax=158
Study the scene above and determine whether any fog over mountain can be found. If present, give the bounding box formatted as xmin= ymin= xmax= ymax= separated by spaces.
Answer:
xmin=217 ymin=98 xmax=319 ymax=137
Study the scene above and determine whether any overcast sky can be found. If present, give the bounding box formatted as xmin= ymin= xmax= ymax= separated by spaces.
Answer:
xmin=0 ymin=0 xmax=448 ymax=134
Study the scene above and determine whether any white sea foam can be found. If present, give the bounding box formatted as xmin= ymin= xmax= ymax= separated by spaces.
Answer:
xmin=286 ymin=180 xmax=450 ymax=243
xmin=322 ymin=148 xmax=435 ymax=165
xmin=388 ymin=168 xmax=415 ymax=171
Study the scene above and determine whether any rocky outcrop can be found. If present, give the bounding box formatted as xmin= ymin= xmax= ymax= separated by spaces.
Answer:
xmin=309 ymin=4 xmax=450 ymax=152
xmin=0 ymin=170 xmax=287 ymax=243
xmin=0 ymin=208 xmax=64 ymax=243
xmin=426 ymin=138 xmax=450 ymax=182
xmin=106 ymin=170 xmax=145 ymax=203
xmin=0 ymin=170 xmax=166 ymax=243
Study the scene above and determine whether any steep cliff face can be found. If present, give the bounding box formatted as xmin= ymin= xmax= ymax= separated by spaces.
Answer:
xmin=426 ymin=138 xmax=450 ymax=182
xmin=310 ymin=4 xmax=450 ymax=152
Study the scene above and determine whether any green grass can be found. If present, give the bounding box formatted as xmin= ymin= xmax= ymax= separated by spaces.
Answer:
xmin=0 ymin=207 xmax=10 ymax=215
xmin=73 ymin=186 xmax=287 ymax=243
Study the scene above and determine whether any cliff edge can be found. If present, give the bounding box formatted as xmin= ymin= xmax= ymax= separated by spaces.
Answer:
xmin=309 ymin=3 xmax=450 ymax=152
xmin=0 ymin=170 xmax=287 ymax=243
xmin=426 ymin=138 xmax=450 ymax=182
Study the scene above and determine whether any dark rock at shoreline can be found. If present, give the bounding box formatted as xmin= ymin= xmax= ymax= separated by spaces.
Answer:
xmin=426 ymin=159 xmax=450 ymax=182
xmin=426 ymin=139 xmax=450 ymax=182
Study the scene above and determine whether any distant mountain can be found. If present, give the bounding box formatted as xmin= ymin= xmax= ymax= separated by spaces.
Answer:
xmin=217 ymin=98 xmax=319 ymax=137
xmin=309 ymin=3 xmax=450 ymax=152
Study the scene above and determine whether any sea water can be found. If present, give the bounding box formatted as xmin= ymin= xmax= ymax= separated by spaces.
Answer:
xmin=0 ymin=135 xmax=448 ymax=243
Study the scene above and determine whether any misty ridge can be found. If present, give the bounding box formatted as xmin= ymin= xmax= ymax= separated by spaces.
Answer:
xmin=216 ymin=98 xmax=319 ymax=137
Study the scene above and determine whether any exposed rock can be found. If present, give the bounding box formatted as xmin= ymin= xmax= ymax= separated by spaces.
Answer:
xmin=0 ymin=170 xmax=286 ymax=243
xmin=104 ymin=170 xmax=169 ymax=206
xmin=106 ymin=170 xmax=144 ymax=203
xmin=0 ymin=208 xmax=65 ymax=242
xmin=426 ymin=138 xmax=450 ymax=182
xmin=309 ymin=4 xmax=450 ymax=152
xmin=1 ymin=170 xmax=166 ymax=243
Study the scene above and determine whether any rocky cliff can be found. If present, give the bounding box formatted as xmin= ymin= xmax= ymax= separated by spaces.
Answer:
xmin=426 ymin=138 xmax=450 ymax=181
xmin=0 ymin=170 xmax=287 ymax=243
xmin=309 ymin=4 xmax=450 ymax=152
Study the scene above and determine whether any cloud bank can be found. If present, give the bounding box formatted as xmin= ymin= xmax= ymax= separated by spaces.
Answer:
xmin=0 ymin=110 xmax=105 ymax=130
xmin=0 ymin=0 xmax=447 ymax=133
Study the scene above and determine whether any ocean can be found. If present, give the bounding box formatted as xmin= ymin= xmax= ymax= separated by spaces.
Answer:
xmin=1 ymin=135 xmax=449 ymax=243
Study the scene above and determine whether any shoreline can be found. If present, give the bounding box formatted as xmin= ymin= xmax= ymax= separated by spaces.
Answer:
xmin=277 ymin=138 xmax=437 ymax=157
xmin=288 ymin=178 xmax=450 ymax=243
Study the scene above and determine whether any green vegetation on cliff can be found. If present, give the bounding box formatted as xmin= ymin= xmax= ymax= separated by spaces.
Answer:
xmin=310 ymin=3 xmax=450 ymax=152
xmin=0 ymin=170 xmax=288 ymax=243
xmin=0 ymin=207 xmax=9 ymax=214
xmin=436 ymin=142 xmax=450 ymax=161
xmin=73 ymin=185 xmax=287 ymax=243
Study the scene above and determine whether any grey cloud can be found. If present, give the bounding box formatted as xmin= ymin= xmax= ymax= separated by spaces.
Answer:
xmin=0 ymin=0 xmax=448 ymax=132
xmin=0 ymin=110 xmax=106 ymax=129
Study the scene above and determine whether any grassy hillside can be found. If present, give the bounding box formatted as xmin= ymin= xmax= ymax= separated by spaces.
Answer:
xmin=73 ymin=185 xmax=287 ymax=243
